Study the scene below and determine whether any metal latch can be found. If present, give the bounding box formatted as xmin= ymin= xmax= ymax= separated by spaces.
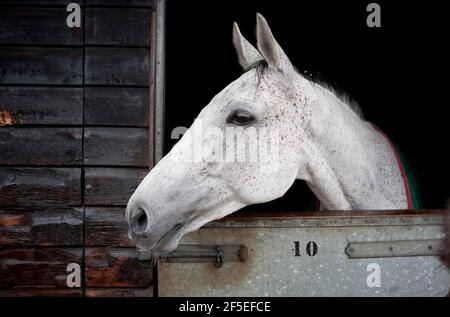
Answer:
xmin=139 ymin=244 xmax=248 ymax=268
xmin=345 ymin=239 xmax=443 ymax=259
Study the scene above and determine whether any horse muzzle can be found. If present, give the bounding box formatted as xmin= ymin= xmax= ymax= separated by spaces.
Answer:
xmin=126 ymin=196 xmax=189 ymax=252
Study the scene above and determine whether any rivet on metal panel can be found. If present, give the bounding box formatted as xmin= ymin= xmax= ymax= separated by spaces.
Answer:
xmin=238 ymin=244 xmax=248 ymax=262
xmin=214 ymin=246 xmax=223 ymax=268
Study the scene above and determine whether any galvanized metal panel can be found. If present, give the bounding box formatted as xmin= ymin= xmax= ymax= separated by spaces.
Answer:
xmin=158 ymin=212 xmax=450 ymax=297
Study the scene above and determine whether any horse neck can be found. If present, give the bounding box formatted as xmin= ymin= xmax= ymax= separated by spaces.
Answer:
xmin=293 ymin=75 xmax=381 ymax=210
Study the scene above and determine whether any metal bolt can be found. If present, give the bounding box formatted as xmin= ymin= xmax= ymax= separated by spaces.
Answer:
xmin=214 ymin=246 xmax=223 ymax=268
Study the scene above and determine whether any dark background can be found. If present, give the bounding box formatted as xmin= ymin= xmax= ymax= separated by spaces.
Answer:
xmin=165 ymin=0 xmax=448 ymax=210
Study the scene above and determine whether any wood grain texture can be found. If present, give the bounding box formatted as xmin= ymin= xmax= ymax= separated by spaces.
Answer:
xmin=85 ymin=248 xmax=153 ymax=287
xmin=84 ymin=127 xmax=148 ymax=166
xmin=85 ymin=48 xmax=149 ymax=85
xmin=0 ymin=208 xmax=83 ymax=246
xmin=0 ymin=168 xmax=82 ymax=207
xmin=0 ymin=47 xmax=83 ymax=85
xmin=86 ymin=0 xmax=152 ymax=6
xmin=85 ymin=207 xmax=131 ymax=247
xmin=0 ymin=87 xmax=83 ymax=126
xmin=86 ymin=288 xmax=153 ymax=297
xmin=84 ymin=168 xmax=147 ymax=206
xmin=0 ymin=1 xmax=73 ymax=4
xmin=84 ymin=87 xmax=149 ymax=127
xmin=0 ymin=2 xmax=155 ymax=296
xmin=0 ymin=7 xmax=83 ymax=45
xmin=86 ymin=8 xmax=150 ymax=46
xmin=0 ymin=288 xmax=82 ymax=297
xmin=0 ymin=248 xmax=83 ymax=289
xmin=0 ymin=128 xmax=82 ymax=165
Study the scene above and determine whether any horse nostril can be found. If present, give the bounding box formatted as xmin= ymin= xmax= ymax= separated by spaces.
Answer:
xmin=132 ymin=208 xmax=148 ymax=235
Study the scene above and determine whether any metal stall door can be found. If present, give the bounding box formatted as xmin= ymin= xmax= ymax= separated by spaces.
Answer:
xmin=153 ymin=210 xmax=450 ymax=296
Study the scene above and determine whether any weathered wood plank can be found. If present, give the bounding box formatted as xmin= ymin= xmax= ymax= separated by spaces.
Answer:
xmin=86 ymin=8 xmax=150 ymax=46
xmin=0 ymin=248 xmax=83 ymax=289
xmin=0 ymin=128 xmax=82 ymax=165
xmin=86 ymin=0 xmax=152 ymax=6
xmin=0 ymin=87 xmax=83 ymax=126
xmin=85 ymin=248 xmax=152 ymax=288
xmin=0 ymin=208 xmax=83 ymax=246
xmin=84 ymin=128 xmax=148 ymax=166
xmin=0 ymin=168 xmax=82 ymax=207
xmin=84 ymin=87 xmax=149 ymax=127
xmin=86 ymin=288 xmax=153 ymax=297
xmin=0 ymin=48 xmax=83 ymax=85
xmin=0 ymin=287 xmax=82 ymax=297
xmin=84 ymin=168 xmax=147 ymax=206
xmin=85 ymin=48 xmax=149 ymax=85
xmin=0 ymin=1 xmax=73 ymax=4
xmin=0 ymin=8 xmax=83 ymax=45
xmin=85 ymin=207 xmax=131 ymax=247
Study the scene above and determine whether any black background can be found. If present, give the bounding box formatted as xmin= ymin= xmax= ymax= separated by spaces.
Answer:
xmin=165 ymin=0 xmax=448 ymax=210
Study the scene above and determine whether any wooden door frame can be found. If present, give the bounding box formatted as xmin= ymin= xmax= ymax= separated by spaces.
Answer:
xmin=149 ymin=0 xmax=166 ymax=168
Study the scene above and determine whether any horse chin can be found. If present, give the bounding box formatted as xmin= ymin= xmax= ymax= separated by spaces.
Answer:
xmin=133 ymin=215 xmax=218 ymax=253
xmin=134 ymin=224 xmax=186 ymax=254
xmin=131 ymin=201 xmax=246 ymax=254
xmin=135 ymin=236 xmax=180 ymax=254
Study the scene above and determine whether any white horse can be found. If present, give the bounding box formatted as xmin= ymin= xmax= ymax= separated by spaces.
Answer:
xmin=126 ymin=14 xmax=413 ymax=253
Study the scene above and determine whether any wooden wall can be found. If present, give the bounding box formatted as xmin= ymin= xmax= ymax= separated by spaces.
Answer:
xmin=0 ymin=0 xmax=154 ymax=297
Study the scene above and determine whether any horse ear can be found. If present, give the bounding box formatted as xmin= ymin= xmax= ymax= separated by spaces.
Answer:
xmin=256 ymin=13 xmax=294 ymax=76
xmin=232 ymin=22 xmax=263 ymax=70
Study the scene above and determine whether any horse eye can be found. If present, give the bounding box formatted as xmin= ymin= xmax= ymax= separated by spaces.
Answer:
xmin=227 ymin=110 xmax=255 ymax=126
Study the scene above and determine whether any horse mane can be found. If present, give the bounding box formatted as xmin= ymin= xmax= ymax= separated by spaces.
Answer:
xmin=245 ymin=59 xmax=365 ymax=120
xmin=312 ymin=79 xmax=365 ymax=120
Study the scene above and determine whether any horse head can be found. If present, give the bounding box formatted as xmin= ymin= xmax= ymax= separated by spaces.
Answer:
xmin=126 ymin=14 xmax=313 ymax=253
